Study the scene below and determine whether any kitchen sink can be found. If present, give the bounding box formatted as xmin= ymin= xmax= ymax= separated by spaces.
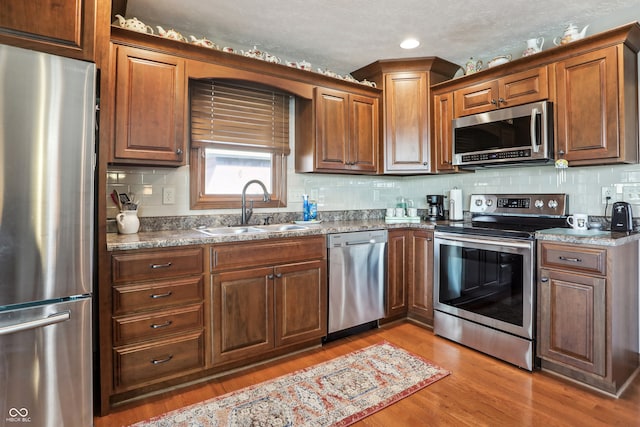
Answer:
xmin=263 ymin=224 xmax=309 ymax=231
xmin=195 ymin=226 xmax=267 ymax=236
xmin=195 ymin=223 xmax=309 ymax=236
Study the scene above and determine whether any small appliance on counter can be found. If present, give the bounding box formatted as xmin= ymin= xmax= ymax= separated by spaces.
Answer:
xmin=449 ymin=188 xmax=464 ymax=221
xmin=611 ymin=201 xmax=634 ymax=232
xmin=426 ymin=195 xmax=445 ymax=221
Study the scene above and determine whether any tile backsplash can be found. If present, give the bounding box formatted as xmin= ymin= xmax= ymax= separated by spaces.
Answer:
xmin=107 ymin=161 xmax=640 ymax=221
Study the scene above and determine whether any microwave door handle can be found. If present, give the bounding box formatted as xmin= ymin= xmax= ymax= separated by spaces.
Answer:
xmin=530 ymin=108 xmax=540 ymax=153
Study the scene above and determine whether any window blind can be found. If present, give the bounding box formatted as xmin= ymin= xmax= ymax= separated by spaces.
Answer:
xmin=190 ymin=79 xmax=290 ymax=155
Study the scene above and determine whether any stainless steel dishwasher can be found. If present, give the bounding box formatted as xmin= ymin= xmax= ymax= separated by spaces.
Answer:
xmin=327 ymin=229 xmax=387 ymax=336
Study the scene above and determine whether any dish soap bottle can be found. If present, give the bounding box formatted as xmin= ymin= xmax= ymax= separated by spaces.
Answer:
xmin=302 ymin=194 xmax=310 ymax=221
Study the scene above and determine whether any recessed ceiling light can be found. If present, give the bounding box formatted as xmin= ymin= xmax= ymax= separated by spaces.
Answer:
xmin=400 ymin=38 xmax=420 ymax=49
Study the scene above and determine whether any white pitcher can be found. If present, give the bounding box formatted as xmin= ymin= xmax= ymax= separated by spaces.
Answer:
xmin=522 ymin=37 xmax=544 ymax=57
xmin=116 ymin=210 xmax=140 ymax=234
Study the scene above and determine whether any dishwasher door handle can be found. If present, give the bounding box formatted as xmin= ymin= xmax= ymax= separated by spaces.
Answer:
xmin=345 ymin=239 xmax=378 ymax=246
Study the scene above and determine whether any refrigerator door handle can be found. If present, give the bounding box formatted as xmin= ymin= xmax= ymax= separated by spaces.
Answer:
xmin=0 ymin=310 xmax=70 ymax=336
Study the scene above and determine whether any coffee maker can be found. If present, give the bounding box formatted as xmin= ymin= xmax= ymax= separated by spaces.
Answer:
xmin=426 ymin=195 xmax=445 ymax=221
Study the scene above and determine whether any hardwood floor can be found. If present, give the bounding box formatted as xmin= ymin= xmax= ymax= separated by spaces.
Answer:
xmin=94 ymin=321 xmax=640 ymax=426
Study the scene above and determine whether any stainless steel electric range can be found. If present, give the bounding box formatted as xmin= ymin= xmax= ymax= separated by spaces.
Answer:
xmin=433 ymin=193 xmax=569 ymax=371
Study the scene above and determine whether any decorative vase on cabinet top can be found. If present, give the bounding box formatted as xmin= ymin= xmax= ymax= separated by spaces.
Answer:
xmin=522 ymin=37 xmax=544 ymax=57
xmin=553 ymin=24 xmax=589 ymax=45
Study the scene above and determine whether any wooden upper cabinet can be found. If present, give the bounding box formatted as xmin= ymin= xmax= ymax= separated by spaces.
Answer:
xmin=112 ymin=45 xmax=186 ymax=166
xmin=312 ymin=87 xmax=378 ymax=173
xmin=383 ymin=72 xmax=430 ymax=172
xmin=0 ymin=0 xmax=96 ymax=61
xmin=350 ymin=58 xmax=459 ymax=175
xmin=454 ymin=66 xmax=549 ymax=117
xmin=432 ymin=91 xmax=456 ymax=172
xmin=555 ymin=45 xmax=638 ymax=164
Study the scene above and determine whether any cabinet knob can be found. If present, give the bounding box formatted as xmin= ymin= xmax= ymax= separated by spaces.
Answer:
xmin=540 ymin=277 xmax=549 ymax=283
xmin=498 ymin=97 xmax=505 ymax=104
xmin=491 ymin=99 xmax=498 ymax=105
xmin=176 ymin=148 xmax=183 ymax=155
xmin=423 ymin=162 xmax=428 ymax=166
xmin=267 ymin=274 xmax=274 ymax=279
xmin=275 ymin=273 xmax=283 ymax=278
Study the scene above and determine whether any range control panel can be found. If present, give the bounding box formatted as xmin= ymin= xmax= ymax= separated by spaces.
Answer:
xmin=470 ymin=193 xmax=568 ymax=216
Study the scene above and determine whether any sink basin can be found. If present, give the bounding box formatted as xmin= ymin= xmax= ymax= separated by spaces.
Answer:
xmin=268 ymin=224 xmax=309 ymax=231
xmin=195 ymin=226 xmax=267 ymax=236
xmin=195 ymin=223 xmax=310 ymax=236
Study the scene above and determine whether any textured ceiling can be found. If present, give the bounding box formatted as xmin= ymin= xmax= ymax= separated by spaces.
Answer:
xmin=123 ymin=0 xmax=640 ymax=76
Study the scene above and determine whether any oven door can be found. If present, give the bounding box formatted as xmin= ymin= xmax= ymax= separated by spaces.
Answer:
xmin=433 ymin=232 xmax=535 ymax=340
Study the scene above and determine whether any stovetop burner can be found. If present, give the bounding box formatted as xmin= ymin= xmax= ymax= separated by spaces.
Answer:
xmin=435 ymin=193 xmax=570 ymax=239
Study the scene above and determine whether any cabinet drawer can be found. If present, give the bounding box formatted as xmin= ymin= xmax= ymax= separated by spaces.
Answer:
xmin=539 ymin=243 xmax=606 ymax=275
xmin=212 ymin=236 xmax=326 ymax=270
xmin=114 ymin=331 xmax=205 ymax=391
xmin=113 ymin=303 xmax=204 ymax=346
xmin=112 ymin=247 xmax=203 ymax=283
xmin=113 ymin=276 xmax=204 ymax=315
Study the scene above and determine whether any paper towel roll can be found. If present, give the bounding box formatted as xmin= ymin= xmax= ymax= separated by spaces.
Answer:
xmin=449 ymin=188 xmax=464 ymax=221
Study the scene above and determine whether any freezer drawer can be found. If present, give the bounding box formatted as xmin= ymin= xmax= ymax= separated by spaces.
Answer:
xmin=0 ymin=298 xmax=92 ymax=427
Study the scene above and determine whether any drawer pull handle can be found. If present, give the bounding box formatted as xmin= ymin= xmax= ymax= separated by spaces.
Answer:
xmin=150 ymin=291 xmax=173 ymax=299
xmin=150 ymin=320 xmax=173 ymax=329
xmin=150 ymin=262 xmax=172 ymax=269
xmin=151 ymin=355 xmax=173 ymax=365
xmin=559 ymin=256 xmax=582 ymax=263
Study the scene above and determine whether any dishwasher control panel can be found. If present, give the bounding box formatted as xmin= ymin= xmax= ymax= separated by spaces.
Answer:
xmin=327 ymin=229 xmax=388 ymax=247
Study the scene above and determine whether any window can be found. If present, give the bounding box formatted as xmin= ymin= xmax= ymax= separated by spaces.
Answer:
xmin=189 ymin=79 xmax=290 ymax=209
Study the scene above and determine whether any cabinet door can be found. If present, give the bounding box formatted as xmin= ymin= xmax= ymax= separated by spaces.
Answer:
xmin=408 ymin=230 xmax=434 ymax=324
xmin=212 ymin=267 xmax=274 ymax=364
xmin=0 ymin=0 xmax=95 ymax=61
xmin=433 ymin=91 xmax=456 ymax=172
xmin=386 ymin=230 xmax=409 ymax=319
xmin=454 ymin=80 xmax=499 ymax=117
xmin=383 ymin=73 xmax=429 ymax=172
xmin=349 ymin=94 xmax=379 ymax=172
xmin=314 ymin=88 xmax=350 ymax=170
xmin=498 ymin=66 xmax=549 ymax=107
xmin=555 ymin=46 xmax=620 ymax=162
xmin=114 ymin=45 xmax=186 ymax=165
xmin=454 ymin=67 xmax=548 ymax=117
xmin=274 ymin=260 xmax=327 ymax=347
xmin=538 ymin=268 xmax=606 ymax=376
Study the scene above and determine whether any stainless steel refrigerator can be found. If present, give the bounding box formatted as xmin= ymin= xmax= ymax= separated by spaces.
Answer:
xmin=0 ymin=44 xmax=95 ymax=427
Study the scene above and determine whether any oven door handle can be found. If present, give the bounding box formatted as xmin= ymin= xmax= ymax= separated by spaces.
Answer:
xmin=435 ymin=232 xmax=533 ymax=249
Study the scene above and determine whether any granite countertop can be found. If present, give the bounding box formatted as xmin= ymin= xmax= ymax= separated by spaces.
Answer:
xmin=106 ymin=219 xmax=441 ymax=251
xmin=107 ymin=219 xmax=640 ymax=251
xmin=536 ymin=227 xmax=640 ymax=246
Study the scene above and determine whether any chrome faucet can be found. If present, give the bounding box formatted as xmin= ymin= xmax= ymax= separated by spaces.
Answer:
xmin=241 ymin=179 xmax=271 ymax=225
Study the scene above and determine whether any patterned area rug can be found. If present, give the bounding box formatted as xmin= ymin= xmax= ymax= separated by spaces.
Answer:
xmin=131 ymin=341 xmax=450 ymax=427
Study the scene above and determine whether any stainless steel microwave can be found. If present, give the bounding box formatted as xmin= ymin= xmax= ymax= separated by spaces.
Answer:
xmin=452 ymin=101 xmax=553 ymax=168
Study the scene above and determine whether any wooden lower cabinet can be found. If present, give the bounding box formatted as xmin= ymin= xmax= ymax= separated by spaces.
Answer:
xmin=211 ymin=236 xmax=327 ymax=366
xmin=537 ymin=240 xmax=639 ymax=395
xmin=538 ymin=269 xmax=606 ymax=376
xmin=103 ymin=246 xmax=207 ymax=410
xmin=408 ymin=230 xmax=434 ymax=324
xmin=386 ymin=230 xmax=409 ymax=319
xmin=386 ymin=229 xmax=434 ymax=325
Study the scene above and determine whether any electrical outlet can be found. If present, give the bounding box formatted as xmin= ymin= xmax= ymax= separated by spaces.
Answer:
xmin=163 ymin=186 xmax=176 ymax=205
xmin=601 ymin=186 xmax=613 ymax=204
